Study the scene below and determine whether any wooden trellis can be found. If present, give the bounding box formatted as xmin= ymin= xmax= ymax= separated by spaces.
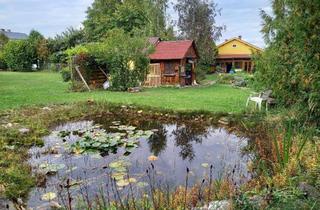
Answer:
xmin=144 ymin=63 xmax=161 ymax=87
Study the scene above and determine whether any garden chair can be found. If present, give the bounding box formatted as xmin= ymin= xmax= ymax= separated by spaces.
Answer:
xmin=246 ymin=90 xmax=273 ymax=111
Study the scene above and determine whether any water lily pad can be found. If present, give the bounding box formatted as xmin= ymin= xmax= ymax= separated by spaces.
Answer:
xmin=201 ymin=163 xmax=209 ymax=168
xmin=66 ymin=166 xmax=78 ymax=173
xmin=128 ymin=178 xmax=137 ymax=183
xmin=39 ymin=163 xmax=65 ymax=174
xmin=148 ymin=155 xmax=158 ymax=161
xmin=41 ymin=192 xmax=56 ymax=201
xmin=90 ymin=153 xmax=102 ymax=159
xmin=116 ymin=179 xmax=130 ymax=187
xmin=112 ymin=172 xmax=126 ymax=181
xmin=136 ymin=182 xmax=149 ymax=188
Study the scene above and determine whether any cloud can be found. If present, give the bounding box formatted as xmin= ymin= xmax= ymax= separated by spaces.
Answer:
xmin=0 ymin=0 xmax=270 ymax=47
xmin=0 ymin=0 xmax=93 ymax=37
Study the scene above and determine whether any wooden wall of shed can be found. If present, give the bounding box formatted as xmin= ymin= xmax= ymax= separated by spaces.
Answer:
xmin=160 ymin=60 xmax=181 ymax=85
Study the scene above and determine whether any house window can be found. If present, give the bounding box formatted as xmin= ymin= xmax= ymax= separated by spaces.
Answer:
xmin=164 ymin=62 xmax=176 ymax=75
xmin=232 ymin=44 xmax=237 ymax=48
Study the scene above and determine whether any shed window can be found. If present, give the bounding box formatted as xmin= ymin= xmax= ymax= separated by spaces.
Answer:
xmin=232 ymin=44 xmax=237 ymax=48
xmin=164 ymin=62 xmax=176 ymax=75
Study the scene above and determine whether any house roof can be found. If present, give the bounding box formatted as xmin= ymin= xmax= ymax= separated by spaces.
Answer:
xmin=217 ymin=37 xmax=263 ymax=52
xmin=149 ymin=40 xmax=197 ymax=60
xmin=148 ymin=37 xmax=161 ymax=46
xmin=0 ymin=30 xmax=28 ymax=40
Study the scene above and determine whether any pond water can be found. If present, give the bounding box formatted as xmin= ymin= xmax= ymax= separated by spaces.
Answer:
xmin=27 ymin=116 xmax=252 ymax=209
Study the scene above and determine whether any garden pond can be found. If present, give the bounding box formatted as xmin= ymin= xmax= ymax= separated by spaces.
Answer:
xmin=27 ymin=111 xmax=254 ymax=208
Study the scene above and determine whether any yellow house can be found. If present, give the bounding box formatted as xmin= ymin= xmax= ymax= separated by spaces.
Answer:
xmin=215 ymin=36 xmax=263 ymax=73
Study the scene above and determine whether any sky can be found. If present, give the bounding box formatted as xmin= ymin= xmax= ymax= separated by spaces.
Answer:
xmin=0 ymin=0 xmax=271 ymax=48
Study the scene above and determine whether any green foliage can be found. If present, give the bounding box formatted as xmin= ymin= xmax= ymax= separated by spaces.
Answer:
xmin=0 ymin=33 xmax=9 ymax=50
xmin=255 ymin=0 xmax=320 ymax=124
xmin=0 ymin=51 xmax=7 ymax=70
xmin=1 ymin=30 xmax=49 ymax=71
xmin=1 ymin=40 xmax=34 ymax=71
xmin=83 ymin=0 xmax=174 ymax=41
xmin=195 ymin=64 xmax=209 ymax=82
xmin=60 ymin=67 xmax=71 ymax=82
xmin=102 ymin=30 xmax=151 ymax=90
xmin=66 ymin=124 xmax=153 ymax=155
xmin=70 ymin=29 xmax=152 ymax=90
xmin=48 ymin=27 xmax=86 ymax=54
xmin=175 ymin=0 xmax=223 ymax=77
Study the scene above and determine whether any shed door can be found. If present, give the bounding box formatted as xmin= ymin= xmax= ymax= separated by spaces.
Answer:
xmin=145 ymin=64 xmax=161 ymax=87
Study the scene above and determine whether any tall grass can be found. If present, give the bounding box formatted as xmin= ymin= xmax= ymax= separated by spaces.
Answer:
xmin=272 ymin=121 xmax=310 ymax=170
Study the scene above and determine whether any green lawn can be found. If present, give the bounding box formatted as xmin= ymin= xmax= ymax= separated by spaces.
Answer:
xmin=0 ymin=71 xmax=252 ymax=113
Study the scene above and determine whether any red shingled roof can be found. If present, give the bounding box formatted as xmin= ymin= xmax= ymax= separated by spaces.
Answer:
xmin=149 ymin=40 xmax=195 ymax=60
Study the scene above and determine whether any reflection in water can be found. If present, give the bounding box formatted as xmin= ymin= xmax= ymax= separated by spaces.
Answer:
xmin=147 ymin=124 xmax=167 ymax=156
xmin=27 ymin=118 xmax=251 ymax=208
xmin=173 ymin=124 xmax=208 ymax=161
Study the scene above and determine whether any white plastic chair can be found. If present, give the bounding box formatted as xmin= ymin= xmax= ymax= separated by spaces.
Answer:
xmin=246 ymin=90 xmax=273 ymax=111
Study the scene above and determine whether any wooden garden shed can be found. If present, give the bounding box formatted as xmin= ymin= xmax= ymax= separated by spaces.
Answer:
xmin=145 ymin=37 xmax=199 ymax=87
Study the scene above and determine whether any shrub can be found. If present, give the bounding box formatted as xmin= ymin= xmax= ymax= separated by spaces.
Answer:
xmin=195 ymin=64 xmax=210 ymax=82
xmin=255 ymin=0 xmax=320 ymax=125
xmin=0 ymin=52 xmax=7 ymax=70
xmin=1 ymin=40 xmax=35 ymax=71
xmin=216 ymin=74 xmax=235 ymax=84
xmin=64 ymin=29 xmax=152 ymax=91
xmin=95 ymin=29 xmax=152 ymax=91
xmin=60 ymin=68 xmax=71 ymax=82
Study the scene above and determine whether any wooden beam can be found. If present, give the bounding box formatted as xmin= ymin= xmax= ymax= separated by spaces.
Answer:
xmin=98 ymin=67 xmax=108 ymax=78
xmin=75 ymin=65 xmax=91 ymax=92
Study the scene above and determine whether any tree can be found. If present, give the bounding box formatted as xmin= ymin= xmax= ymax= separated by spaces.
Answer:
xmin=255 ymin=0 xmax=320 ymax=124
xmin=83 ymin=0 xmax=175 ymax=41
xmin=0 ymin=33 xmax=9 ymax=50
xmin=48 ymin=27 xmax=86 ymax=53
xmin=83 ymin=0 xmax=121 ymax=41
xmin=175 ymin=0 xmax=223 ymax=66
xmin=0 ymin=33 xmax=9 ymax=69
xmin=2 ymin=40 xmax=34 ymax=71
xmin=146 ymin=0 xmax=175 ymax=39
xmin=99 ymin=29 xmax=152 ymax=90
xmin=28 ymin=30 xmax=49 ymax=69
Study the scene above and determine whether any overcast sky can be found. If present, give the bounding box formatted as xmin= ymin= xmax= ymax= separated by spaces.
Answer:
xmin=0 ymin=0 xmax=271 ymax=47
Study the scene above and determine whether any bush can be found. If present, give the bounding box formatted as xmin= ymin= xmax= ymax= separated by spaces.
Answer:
xmin=60 ymin=68 xmax=71 ymax=82
xmin=255 ymin=0 xmax=320 ymax=125
xmin=102 ymin=30 xmax=151 ymax=90
xmin=195 ymin=64 xmax=210 ymax=82
xmin=0 ymin=52 xmax=7 ymax=70
xmin=216 ymin=74 xmax=235 ymax=84
xmin=1 ymin=40 xmax=34 ymax=71
xmin=64 ymin=29 xmax=151 ymax=91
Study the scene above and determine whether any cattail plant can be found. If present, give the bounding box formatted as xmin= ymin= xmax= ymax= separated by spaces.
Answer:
xmin=208 ymin=164 xmax=213 ymax=202
xmin=184 ymin=167 xmax=190 ymax=210
xmin=127 ymin=169 xmax=137 ymax=210
xmin=198 ymin=179 xmax=206 ymax=202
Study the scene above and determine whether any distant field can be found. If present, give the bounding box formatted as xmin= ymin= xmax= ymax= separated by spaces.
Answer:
xmin=0 ymin=71 xmax=251 ymax=113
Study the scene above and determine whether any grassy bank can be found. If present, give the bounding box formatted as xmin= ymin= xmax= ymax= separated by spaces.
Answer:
xmin=0 ymin=71 xmax=319 ymax=209
xmin=0 ymin=71 xmax=251 ymax=113
xmin=0 ymin=102 xmax=319 ymax=209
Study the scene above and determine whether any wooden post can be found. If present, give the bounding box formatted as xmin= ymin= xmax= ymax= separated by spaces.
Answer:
xmin=75 ymin=65 xmax=91 ymax=92
xmin=192 ymin=62 xmax=195 ymax=84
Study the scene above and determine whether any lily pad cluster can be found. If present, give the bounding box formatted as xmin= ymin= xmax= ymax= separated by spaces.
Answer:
xmin=109 ymin=159 xmax=137 ymax=187
xmin=58 ymin=123 xmax=154 ymax=155
xmin=39 ymin=162 xmax=65 ymax=174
